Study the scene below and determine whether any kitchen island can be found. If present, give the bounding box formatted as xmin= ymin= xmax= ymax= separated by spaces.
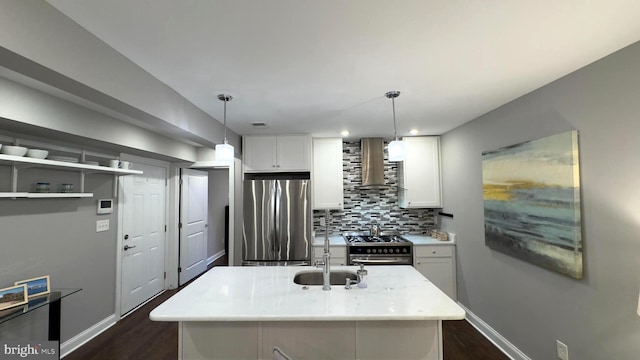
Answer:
xmin=150 ymin=265 xmax=464 ymax=360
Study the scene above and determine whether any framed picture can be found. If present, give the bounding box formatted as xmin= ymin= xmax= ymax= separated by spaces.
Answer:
xmin=0 ymin=284 xmax=28 ymax=311
xmin=482 ymin=130 xmax=583 ymax=278
xmin=15 ymin=275 xmax=51 ymax=299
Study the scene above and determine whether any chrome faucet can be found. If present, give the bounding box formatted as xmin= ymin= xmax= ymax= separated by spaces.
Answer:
xmin=314 ymin=209 xmax=332 ymax=291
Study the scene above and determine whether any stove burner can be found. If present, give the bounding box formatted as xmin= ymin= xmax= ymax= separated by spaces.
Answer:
xmin=344 ymin=235 xmax=410 ymax=244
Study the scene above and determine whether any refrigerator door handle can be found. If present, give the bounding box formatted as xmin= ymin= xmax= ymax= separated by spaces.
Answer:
xmin=274 ymin=181 xmax=281 ymax=258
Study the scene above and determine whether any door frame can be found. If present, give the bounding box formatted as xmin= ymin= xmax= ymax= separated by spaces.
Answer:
xmin=163 ymin=158 xmax=238 ymax=290
xmin=115 ymin=153 xmax=170 ymax=318
xmin=187 ymin=158 xmax=237 ymax=265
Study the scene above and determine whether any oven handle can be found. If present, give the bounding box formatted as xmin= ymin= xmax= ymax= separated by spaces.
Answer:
xmin=352 ymin=258 xmax=410 ymax=264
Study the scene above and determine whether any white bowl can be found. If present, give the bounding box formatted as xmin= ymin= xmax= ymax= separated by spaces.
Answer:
xmin=1 ymin=145 xmax=28 ymax=157
xmin=26 ymin=149 xmax=49 ymax=159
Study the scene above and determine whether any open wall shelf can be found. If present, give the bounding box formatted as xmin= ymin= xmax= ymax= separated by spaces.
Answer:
xmin=0 ymin=154 xmax=142 ymax=175
xmin=0 ymin=154 xmax=142 ymax=199
xmin=0 ymin=192 xmax=95 ymax=198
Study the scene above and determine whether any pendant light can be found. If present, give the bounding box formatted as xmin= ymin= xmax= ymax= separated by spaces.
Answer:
xmin=386 ymin=90 xmax=406 ymax=161
xmin=215 ymin=94 xmax=235 ymax=164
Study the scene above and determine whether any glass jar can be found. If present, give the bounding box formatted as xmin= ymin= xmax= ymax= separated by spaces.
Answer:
xmin=35 ymin=182 xmax=50 ymax=193
xmin=60 ymin=184 xmax=74 ymax=193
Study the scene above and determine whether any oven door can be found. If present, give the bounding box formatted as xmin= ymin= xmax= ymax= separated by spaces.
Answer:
xmin=349 ymin=255 xmax=413 ymax=266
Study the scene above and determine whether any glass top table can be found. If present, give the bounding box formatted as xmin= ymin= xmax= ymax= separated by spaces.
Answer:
xmin=0 ymin=288 xmax=81 ymax=325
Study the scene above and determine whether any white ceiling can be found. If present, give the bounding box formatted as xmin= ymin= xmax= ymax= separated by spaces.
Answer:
xmin=46 ymin=0 xmax=640 ymax=140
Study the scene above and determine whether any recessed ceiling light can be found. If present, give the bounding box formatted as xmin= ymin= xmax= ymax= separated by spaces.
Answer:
xmin=341 ymin=130 xmax=350 ymax=137
xmin=409 ymin=129 xmax=419 ymax=135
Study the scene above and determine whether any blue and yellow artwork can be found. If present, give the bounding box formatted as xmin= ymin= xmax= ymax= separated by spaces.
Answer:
xmin=482 ymin=130 xmax=583 ymax=278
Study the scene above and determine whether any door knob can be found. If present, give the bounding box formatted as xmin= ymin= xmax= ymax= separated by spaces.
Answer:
xmin=124 ymin=245 xmax=136 ymax=251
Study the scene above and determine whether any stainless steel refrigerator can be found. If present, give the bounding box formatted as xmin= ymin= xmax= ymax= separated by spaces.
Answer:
xmin=242 ymin=179 xmax=312 ymax=265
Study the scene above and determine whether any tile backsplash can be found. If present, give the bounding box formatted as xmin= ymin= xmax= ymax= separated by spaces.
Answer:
xmin=313 ymin=140 xmax=437 ymax=235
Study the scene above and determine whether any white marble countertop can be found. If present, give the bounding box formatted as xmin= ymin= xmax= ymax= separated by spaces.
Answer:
xmin=403 ymin=235 xmax=455 ymax=246
xmin=312 ymin=235 xmax=347 ymax=246
xmin=150 ymin=266 xmax=464 ymax=322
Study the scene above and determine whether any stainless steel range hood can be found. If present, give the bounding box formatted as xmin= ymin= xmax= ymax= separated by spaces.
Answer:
xmin=360 ymin=138 xmax=389 ymax=189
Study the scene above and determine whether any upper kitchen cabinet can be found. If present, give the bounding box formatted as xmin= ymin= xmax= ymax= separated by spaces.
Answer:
xmin=243 ymin=135 xmax=311 ymax=172
xmin=398 ymin=136 xmax=442 ymax=208
xmin=312 ymin=138 xmax=344 ymax=209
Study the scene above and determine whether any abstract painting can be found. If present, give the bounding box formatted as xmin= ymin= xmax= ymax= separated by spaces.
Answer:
xmin=482 ymin=131 xmax=583 ymax=278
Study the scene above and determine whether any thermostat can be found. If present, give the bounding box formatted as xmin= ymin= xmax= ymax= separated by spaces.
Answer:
xmin=97 ymin=199 xmax=114 ymax=214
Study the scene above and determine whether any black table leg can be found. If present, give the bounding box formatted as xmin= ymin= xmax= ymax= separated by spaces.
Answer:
xmin=48 ymin=298 xmax=61 ymax=359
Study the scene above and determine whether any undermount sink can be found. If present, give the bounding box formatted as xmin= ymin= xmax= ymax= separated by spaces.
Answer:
xmin=293 ymin=270 xmax=357 ymax=286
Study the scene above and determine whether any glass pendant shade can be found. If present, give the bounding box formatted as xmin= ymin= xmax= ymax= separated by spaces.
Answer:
xmin=388 ymin=139 xmax=406 ymax=161
xmin=215 ymin=141 xmax=234 ymax=164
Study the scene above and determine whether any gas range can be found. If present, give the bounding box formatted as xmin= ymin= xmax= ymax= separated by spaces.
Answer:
xmin=343 ymin=233 xmax=413 ymax=266
xmin=343 ymin=234 xmax=410 ymax=244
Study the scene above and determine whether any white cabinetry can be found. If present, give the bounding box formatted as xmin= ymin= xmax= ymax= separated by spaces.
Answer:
xmin=413 ymin=245 xmax=456 ymax=299
xmin=312 ymin=138 xmax=344 ymax=209
xmin=398 ymin=136 xmax=442 ymax=208
xmin=313 ymin=245 xmax=346 ymax=266
xmin=243 ymin=135 xmax=311 ymax=172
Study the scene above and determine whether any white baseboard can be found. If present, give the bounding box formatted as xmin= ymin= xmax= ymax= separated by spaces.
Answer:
xmin=60 ymin=314 xmax=117 ymax=358
xmin=207 ymin=250 xmax=226 ymax=267
xmin=458 ymin=302 xmax=531 ymax=360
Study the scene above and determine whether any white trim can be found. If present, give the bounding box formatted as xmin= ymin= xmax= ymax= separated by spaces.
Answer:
xmin=207 ymin=250 xmax=227 ymax=267
xmin=165 ymin=165 xmax=181 ymax=289
xmin=189 ymin=160 xmax=236 ymax=267
xmin=60 ymin=314 xmax=117 ymax=358
xmin=457 ymin=302 xmax=531 ymax=360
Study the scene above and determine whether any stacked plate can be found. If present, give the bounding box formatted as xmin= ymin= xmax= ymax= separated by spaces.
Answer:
xmin=48 ymin=155 xmax=79 ymax=163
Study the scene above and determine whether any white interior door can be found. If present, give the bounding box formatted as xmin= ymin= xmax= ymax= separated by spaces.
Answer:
xmin=121 ymin=163 xmax=166 ymax=315
xmin=179 ymin=169 xmax=208 ymax=285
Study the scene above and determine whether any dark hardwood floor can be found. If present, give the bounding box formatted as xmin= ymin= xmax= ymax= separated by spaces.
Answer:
xmin=442 ymin=320 xmax=509 ymax=360
xmin=65 ymin=257 xmax=507 ymax=360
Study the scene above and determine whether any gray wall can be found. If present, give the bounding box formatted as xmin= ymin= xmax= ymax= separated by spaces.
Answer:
xmin=0 ymin=75 xmax=197 ymax=162
xmin=0 ymin=0 xmax=240 ymax=152
xmin=0 ymin=171 xmax=117 ymax=343
xmin=440 ymin=41 xmax=640 ymax=359
xmin=0 ymin=76 xmax=195 ymax=344
xmin=208 ymin=169 xmax=229 ymax=258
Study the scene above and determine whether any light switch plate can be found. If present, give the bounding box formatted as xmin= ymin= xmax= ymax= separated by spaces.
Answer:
xmin=96 ymin=219 xmax=110 ymax=232
xmin=557 ymin=340 xmax=569 ymax=360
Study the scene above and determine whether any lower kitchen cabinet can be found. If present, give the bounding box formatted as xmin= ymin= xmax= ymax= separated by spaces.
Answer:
xmin=313 ymin=245 xmax=346 ymax=266
xmin=413 ymin=245 xmax=457 ymax=300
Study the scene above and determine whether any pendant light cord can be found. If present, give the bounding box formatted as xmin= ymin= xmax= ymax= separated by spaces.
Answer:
xmin=218 ymin=93 xmax=233 ymax=145
xmin=385 ymin=91 xmax=401 ymax=141
xmin=223 ymin=97 xmax=228 ymax=144
xmin=392 ymin=97 xmax=398 ymax=141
